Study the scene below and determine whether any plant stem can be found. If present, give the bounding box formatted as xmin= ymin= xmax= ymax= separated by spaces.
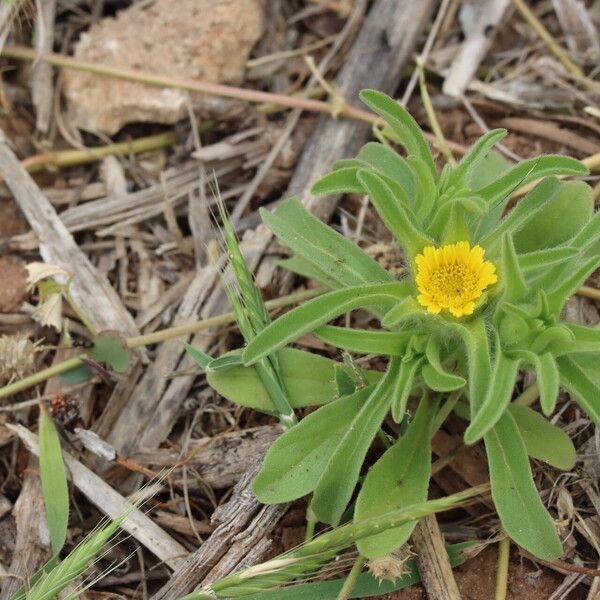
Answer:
xmin=431 ymin=390 xmax=462 ymax=434
xmin=305 ymin=506 xmax=317 ymax=542
xmin=513 ymin=382 xmax=540 ymax=407
xmin=494 ymin=535 xmax=510 ymax=600
xmin=1 ymin=44 xmax=375 ymax=124
xmin=417 ymin=59 xmax=455 ymax=166
xmin=0 ymin=287 xmax=325 ymax=400
xmin=127 ymin=287 xmax=323 ymax=348
xmin=0 ymin=356 xmax=84 ymax=400
xmin=20 ymin=131 xmax=179 ymax=174
xmin=63 ymin=289 xmax=97 ymax=337
xmin=1 ymin=44 xmax=469 ymax=157
xmin=336 ymin=555 xmax=365 ymax=600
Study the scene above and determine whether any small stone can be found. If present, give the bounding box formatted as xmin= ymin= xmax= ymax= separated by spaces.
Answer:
xmin=63 ymin=0 xmax=266 ymax=134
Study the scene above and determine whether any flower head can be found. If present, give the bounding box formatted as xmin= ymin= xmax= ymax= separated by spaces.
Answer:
xmin=415 ymin=241 xmax=497 ymax=317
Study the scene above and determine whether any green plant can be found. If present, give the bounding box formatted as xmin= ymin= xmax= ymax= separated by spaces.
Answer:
xmin=188 ymin=90 xmax=599 ymax=564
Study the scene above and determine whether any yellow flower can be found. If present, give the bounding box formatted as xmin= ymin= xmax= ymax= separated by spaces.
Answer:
xmin=415 ymin=241 xmax=497 ymax=317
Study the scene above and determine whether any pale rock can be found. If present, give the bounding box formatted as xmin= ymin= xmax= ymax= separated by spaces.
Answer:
xmin=63 ymin=0 xmax=265 ymax=134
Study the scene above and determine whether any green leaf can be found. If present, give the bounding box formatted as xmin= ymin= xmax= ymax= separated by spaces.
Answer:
xmin=310 ymin=359 xmax=400 ymax=525
xmin=88 ymin=331 xmax=130 ymax=373
xmin=485 ymin=412 xmax=563 ymax=560
xmin=422 ymin=337 xmax=466 ymax=392
xmin=314 ymin=325 xmax=414 ymax=355
xmin=277 ymin=255 xmax=340 ymax=289
xmin=59 ymin=363 xmax=92 ymax=384
xmin=452 ymin=319 xmax=492 ymax=414
xmin=183 ymin=342 xmax=213 ymax=370
xmin=557 ymin=354 xmax=600 ymax=427
xmin=356 ymin=170 xmax=432 ymax=257
xmin=355 ymin=397 xmax=436 ymax=557
xmin=391 ymin=357 xmax=423 ymax=422
xmin=39 ymin=404 xmax=69 ymax=556
xmin=545 ymin=255 xmax=600 ymax=315
xmin=311 ymin=167 xmax=367 ymax=195
xmin=479 ymin=177 xmax=560 ymax=248
xmin=243 ymin=282 xmax=411 ymax=365
xmin=530 ymin=325 xmax=573 ymax=355
xmin=552 ymin=323 xmax=600 ymax=356
xmin=381 ymin=297 xmax=424 ymax=328
xmin=519 ymin=247 xmax=579 ymax=273
xmin=449 ymin=129 xmax=507 ymax=190
xmin=500 ymin=234 xmax=527 ymax=304
xmin=469 ymin=150 xmax=509 ymax=191
xmin=536 ymin=352 xmax=560 ymax=416
xmin=208 ymin=348 xmax=345 ymax=411
xmin=408 ymin=155 xmax=437 ymax=219
xmin=464 ymin=350 xmax=519 ymax=444
xmin=508 ymin=404 xmax=575 ymax=470
xmin=356 ymin=142 xmax=415 ymax=200
xmin=359 ymin=90 xmax=437 ymax=180
xmin=253 ymin=388 xmax=370 ymax=503
xmin=312 ymin=168 xmax=412 ymax=210
xmin=207 ymin=353 xmax=243 ymax=371
xmin=512 ymin=180 xmax=593 ymax=253
xmin=477 ymin=156 xmax=588 ymax=209
xmin=261 ymin=198 xmax=392 ymax=290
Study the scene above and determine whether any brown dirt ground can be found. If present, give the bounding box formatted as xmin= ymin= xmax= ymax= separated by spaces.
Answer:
xmin=0 ymin=255 xmax=28 ymax=312
xmin=0 ymin=198 xmax=29 ymax=312
xmin=380 ymin=546 xmax=585 ymax=600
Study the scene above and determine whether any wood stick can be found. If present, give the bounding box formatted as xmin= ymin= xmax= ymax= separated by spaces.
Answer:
xmin=412 ymin=514 xmax=462 ymax=600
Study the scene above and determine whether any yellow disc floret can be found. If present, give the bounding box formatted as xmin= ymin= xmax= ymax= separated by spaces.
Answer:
xmin=415 ymin=241 xmax=497 ymax=317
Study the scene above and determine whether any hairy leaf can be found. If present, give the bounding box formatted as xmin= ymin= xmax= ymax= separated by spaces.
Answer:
xmin=310 ymin=359 xmax=400 ymax=525
xmin=243 ymin=282 xmax=411 ymax=365
xmin=253 ymin=388 xmax=370 ymax=503
xmin=558 ymin=354 xmax=600 ymax=427
xmin=422 ymin=337 xmax=466 ymax=392
xmin=485 ymin=412 xmax=563 ymax=560
xmin=359 ymin=90 xmax=437 ymax=180
xmin=208 ymin=348 xmax=348 ymax=411
xmin=315 ymin=325 xmax=414 ymax=355
xmin=508 ymin=404 xmax=575 ymax=470
xmin=512 ymin=180 xmax=592 ymax=253
xmin=465 ymin=350 xmax=519 ymax=444
xmin=355 ymin=397 xmax=436 ymax=557
xmin=261 ymin=198 xmax=392 ymax=290
xmin=448 ymin=129 xmax=507 ymax=190
xmin=39 ymin=405 xmax=69 ymax=555
xmin=356 ymin=170 xmax=432 ymax=257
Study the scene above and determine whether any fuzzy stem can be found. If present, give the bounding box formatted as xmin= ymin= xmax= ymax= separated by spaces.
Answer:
xmin=495 ymin=535 xmax=510 ymax=600
xmin=336 ymin=555 xmax=365 ymax=600
xmin=431 ymin=390 xmax=462 ymax=434
xmin=417 ymin=59 xmax=455 ymax=166
xmin=0 ymin=287 xmax=324 ymax=400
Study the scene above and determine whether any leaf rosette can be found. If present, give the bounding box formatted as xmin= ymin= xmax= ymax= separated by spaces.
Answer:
xmin=190 ymin=90 xmax=597 ymax=562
